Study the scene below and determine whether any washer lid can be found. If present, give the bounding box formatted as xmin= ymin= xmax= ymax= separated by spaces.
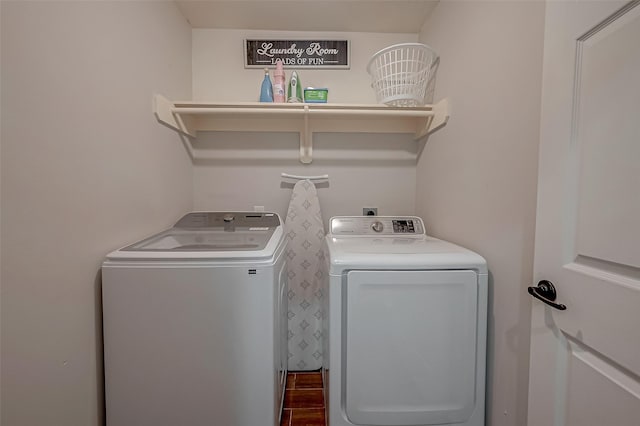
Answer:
xmin=326 ymin=235 xmax=487 ymax=273
xmin=326 ymin=216 xmax=487 ymax=273
xmin=105 ymin=212 xmax=284 ymax=261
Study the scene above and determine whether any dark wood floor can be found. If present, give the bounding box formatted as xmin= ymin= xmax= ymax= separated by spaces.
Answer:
xmin=281 ymin=371 xmax=326 ymax=426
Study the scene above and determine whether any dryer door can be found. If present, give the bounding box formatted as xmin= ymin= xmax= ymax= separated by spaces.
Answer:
xmin=345 ymin=270 xmax=478 ymax=425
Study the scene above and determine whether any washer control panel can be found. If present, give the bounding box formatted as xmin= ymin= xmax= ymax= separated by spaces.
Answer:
xmin=174 ymin=212 xmax=280 ymax=229
xmin=392 ymin=219 xmax=416 ymax=233
xmin=330 ymin=216 xmax=424 ymax=236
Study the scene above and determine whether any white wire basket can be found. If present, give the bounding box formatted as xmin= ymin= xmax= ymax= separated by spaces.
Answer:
xmin=366 ymin=43 xmax=440 ymax=107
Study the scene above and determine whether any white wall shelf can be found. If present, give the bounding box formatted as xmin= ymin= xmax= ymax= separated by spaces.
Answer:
xmin=153 ymin=94 xmax=450 ymax=163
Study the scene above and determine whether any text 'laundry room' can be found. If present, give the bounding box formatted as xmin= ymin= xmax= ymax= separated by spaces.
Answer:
xmin=2 ymin=1 xmax=639 ymax=426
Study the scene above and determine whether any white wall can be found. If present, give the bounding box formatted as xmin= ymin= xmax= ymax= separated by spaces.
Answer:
xmin=192 ymin=29 xmax=420 ymax=223
xmin=193 ymin=29 xmax=416 ymax=104
xmin=417 ymin=2 xmax=544 ymax=426
xmin=0 ymin=2 xmax=192 ymax=425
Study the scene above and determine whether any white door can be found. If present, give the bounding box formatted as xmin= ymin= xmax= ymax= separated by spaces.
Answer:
xmin=528 ymin=1 xmax=640 ymax=425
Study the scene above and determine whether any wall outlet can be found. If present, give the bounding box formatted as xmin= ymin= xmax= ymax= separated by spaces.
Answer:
xmin=363 ymin=207 xmax=378 ymax=216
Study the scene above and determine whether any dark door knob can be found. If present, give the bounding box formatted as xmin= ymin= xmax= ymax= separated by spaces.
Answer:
xmin=527 ymin=280 xmax=567 ymax=311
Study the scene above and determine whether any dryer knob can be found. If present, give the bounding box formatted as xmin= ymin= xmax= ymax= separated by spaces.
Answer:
xmin=223 ymin=214 xmax=235 ymax=222
xmin=371 ymin=221 xmax=384 ymax=233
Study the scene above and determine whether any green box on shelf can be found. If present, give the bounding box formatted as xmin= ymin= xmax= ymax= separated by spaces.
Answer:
xmin=304 ymin=88 xmax=328 ymax=103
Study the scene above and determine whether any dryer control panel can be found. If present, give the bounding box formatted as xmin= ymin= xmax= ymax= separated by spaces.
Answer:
xmin=329 ymin=216 xmax=425 ymax=236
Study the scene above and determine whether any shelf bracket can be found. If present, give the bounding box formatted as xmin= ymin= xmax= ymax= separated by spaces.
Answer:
xmin=300 ymin=105 xmax=312 ymax=164
xmin=415 ymin=97 xmax=450 ymax=139
xmin=153 ymin=94 xmax=196 ymax=138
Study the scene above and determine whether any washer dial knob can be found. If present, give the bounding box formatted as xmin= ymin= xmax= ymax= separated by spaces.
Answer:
xmin=371 ymin=221 xmax=384 ymax=233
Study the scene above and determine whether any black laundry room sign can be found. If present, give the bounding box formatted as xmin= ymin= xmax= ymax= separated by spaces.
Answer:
xmin=244 ymin=39 xmax=350 ymax=69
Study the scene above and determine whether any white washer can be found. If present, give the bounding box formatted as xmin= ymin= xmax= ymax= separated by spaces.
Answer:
xmin=102 ymin=212 xmax=288 ymax=426
xmin=324 ymin=216 xmax=488 ymax=426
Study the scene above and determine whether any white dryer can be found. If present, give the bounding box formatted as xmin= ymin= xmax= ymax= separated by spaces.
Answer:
xmin=102 ymin=212 xmax=288 ymax=426
xmin=324 ymin=216 xmax=488 ymax=426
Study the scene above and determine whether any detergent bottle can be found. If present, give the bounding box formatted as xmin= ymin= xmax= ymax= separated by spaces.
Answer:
xmin=259 ymin=68 xmax=273 ymax=102
xmin=273 ymin=59 xmax=286 ymax=103
xmin=287 ymin=71 xmax=303 ymax=103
